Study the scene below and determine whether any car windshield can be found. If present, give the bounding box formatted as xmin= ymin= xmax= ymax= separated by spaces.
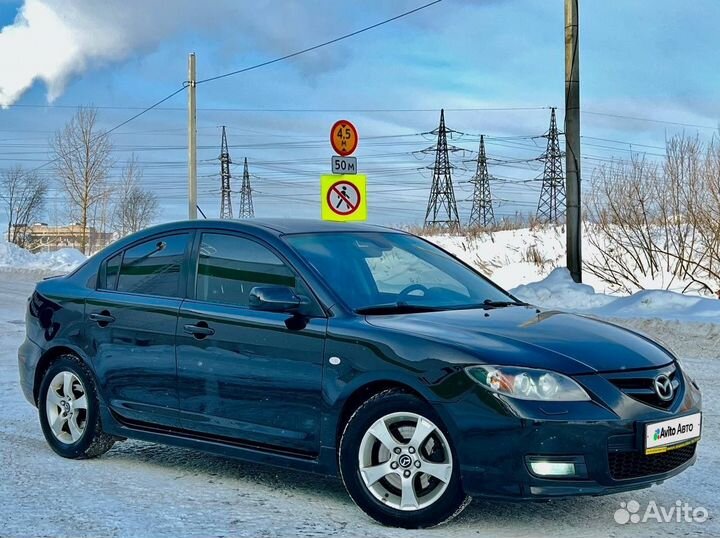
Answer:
xmin=285 ymin=231 xmax=516 ymax=313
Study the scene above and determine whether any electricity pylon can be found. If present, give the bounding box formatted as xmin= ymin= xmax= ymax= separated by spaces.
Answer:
xmin=423 ymin=109 xmax=461 ymax=231
xmin=219 ymin=126 xmax=233 ymax=219
xmin=536 ymin=107 xmax=565 ymax=223
xmin=468 ymin=135 xmax=495 ymax=228
xmin=237 ymin=157 xmax=254 ymax=219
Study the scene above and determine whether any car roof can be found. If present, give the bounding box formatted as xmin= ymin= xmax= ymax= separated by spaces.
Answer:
xmin=143 ymin=218 xmax=405 ymax=236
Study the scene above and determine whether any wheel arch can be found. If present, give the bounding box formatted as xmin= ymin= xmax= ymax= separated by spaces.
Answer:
xmin=332 ymin=377 xmax=448 ymax=449
xmin=33 ymin=344 xmax=93 ymax=405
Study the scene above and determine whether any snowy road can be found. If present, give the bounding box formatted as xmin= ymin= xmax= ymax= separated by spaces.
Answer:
xmin=0 ymin=272 xmax=717 ymax=537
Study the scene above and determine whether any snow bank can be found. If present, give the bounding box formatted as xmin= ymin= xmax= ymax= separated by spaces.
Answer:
xmin=0 ymin=241 xmax=86 ymax=273
xmin=510 ymin=267 xmax=615 ymax=310
xmin=511 ymin=268 xmax=720 ymax=323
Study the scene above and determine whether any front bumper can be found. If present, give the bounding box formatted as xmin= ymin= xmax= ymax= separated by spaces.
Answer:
xmin=457 ymin=417 xmax=699 ymax=499
xmin=441 ymin=364 xmax=702 ymax=499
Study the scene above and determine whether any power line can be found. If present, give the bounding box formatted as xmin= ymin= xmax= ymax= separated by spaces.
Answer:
xmin=13 ymin=85 xmax=188 ymax=179
xmin=583 ymin=110 xmax=719 ymax=130
xmin=103 ymin=85 xmax=188 ymax=136
xmin=196 ymin=0 xmax=443 ymax=85
xmin=5 ymin=103 xmax=550 ymax=113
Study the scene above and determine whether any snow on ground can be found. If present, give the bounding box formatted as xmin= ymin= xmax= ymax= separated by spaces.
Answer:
xmin=0 ymin=240 xmax=86 ymax=273
xmin=0 ymin=267 xmax=718 ymax=536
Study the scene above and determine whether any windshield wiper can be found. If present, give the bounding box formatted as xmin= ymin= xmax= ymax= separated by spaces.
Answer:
xmin=354 ymin=302 xmax=444 ymax=315
xmin=483 ymin=299 xmax=529 ymax=308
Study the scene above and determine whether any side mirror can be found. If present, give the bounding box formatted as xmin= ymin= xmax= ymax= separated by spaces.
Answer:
xmin=248 ymin=286 xmax=308 ymax=313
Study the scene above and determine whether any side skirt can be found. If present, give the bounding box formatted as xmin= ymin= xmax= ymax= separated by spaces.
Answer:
xmin=100 ymin=405 xmax=338 ymax=476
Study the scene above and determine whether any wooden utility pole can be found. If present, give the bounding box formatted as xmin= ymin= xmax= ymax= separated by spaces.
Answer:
xmin=188 ymin=52 xmax=198 ymax=219
xmin=565 ymin=0 xmax=582 ymax=282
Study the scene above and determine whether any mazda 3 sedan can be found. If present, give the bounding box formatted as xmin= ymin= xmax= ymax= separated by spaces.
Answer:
xmin=18 ymin=219 xmax=702 ymax=528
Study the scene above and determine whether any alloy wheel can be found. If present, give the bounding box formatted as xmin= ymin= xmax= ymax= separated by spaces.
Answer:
xmin=358 ymin=412 xmax=453 ymax=511
xmin=45 ymin=371 xmax=88 ymax=444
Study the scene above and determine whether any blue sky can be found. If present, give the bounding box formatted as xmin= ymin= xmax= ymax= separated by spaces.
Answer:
xmin=1 ymin=0 xmax=719 ymax=226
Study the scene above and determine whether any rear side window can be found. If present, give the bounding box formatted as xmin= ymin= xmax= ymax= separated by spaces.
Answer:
xmin=196 ymin=233 xmax=298 ymax=307
xmin=99 ymin=252 xmax=122 ymax=290
xmin=116 ymin=233 xmax=190 ymax=297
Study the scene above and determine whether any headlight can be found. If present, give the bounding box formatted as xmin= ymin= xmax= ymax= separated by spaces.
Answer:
xmin=465 ymin=365 xmax=591 ymax=401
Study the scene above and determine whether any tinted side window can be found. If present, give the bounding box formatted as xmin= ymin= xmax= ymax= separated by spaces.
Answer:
xmin=116 ymin=234 xmax=190 ymax=297
xmin=99 ymin=252 xmax=122 ymax=290
xmin=196 ymin=233 xmax=297 ymax=307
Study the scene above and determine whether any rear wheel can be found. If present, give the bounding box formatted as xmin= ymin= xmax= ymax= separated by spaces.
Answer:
xmin=339 ymin=390 xmax=469 ymax=528
xmin=38 ymin=355 xmax=115 ymax=459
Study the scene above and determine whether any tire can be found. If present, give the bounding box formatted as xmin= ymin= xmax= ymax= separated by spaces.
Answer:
xmin=38 ymin=354 xmax=115 ymax=459
xmin=339 ymin=389 xmax=470 ymax=528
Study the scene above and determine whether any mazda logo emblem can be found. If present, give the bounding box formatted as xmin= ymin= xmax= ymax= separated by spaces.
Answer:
xmin=654 ymin=374 xmax=674 ymax=401
xmin=398 ymin=454 xmax=413 ymax=468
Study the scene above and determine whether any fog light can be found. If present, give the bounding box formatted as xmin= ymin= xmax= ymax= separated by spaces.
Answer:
xmin=526 ymin=455 xmax=588 ymax=479
xmin=529 ymin=461 xmax=575 ymax=477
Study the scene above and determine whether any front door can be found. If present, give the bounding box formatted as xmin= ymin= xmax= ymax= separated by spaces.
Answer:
xmin=85 ymin=232 xmax=192 ymax=428
xmin=176 ymin=232 xmax=327 ymax=455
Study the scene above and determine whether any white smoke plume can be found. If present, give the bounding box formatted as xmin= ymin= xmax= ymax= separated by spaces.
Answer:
xmin=0 ymin=0 xmax=167 ymax=107
xmin=0 ymin=0 xmax=364 ymax=108
xmin=0 ymin=0 xmax=416 ymax=108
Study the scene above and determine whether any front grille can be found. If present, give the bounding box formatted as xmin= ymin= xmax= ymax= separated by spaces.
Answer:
xmin=605 ymin=364 xmax=680 ymax=409
xmin=608 ymin=443 xmax=696 ymax=480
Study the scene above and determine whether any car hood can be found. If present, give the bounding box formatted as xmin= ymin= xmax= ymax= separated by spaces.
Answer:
xmin=365 ymin=306 xmax=674 ymax=375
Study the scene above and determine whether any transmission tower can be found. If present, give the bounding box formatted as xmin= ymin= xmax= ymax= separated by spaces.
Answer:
xmin=423 ymin=109 xmax=461 ymax=231
xmin=219 ymin=126 xmax=233 ymax=219
xmin=237 ymin=157 xmax=254 ymax=219
xmin=468 ymin=135 xmax=495 ymax=228
xmin=536 ymin=107 xmax=565 ymax=223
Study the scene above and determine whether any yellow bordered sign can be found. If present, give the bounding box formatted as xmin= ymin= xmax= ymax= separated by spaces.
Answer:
xmin=321 ymin=174 xmax=367 ymax=221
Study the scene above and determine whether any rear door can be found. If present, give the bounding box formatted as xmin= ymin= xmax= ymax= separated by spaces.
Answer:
xmin=175 ymin=231 xmax=327 ymax=455
xmin=85 ymin=232 xmax=192 ymax=428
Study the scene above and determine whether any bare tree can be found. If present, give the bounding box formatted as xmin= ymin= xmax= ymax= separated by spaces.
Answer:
xmin=113 ymin=155 xmax=158 ymax=236
xmin=586 ymin=134 xmax=720 ymax=295
xmin=0 ymin=166 xmax=48 ymax=247
xmin=52 ymin=107 xmax=112 ymax=254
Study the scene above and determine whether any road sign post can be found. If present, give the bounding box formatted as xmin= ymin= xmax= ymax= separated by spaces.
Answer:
xmin=324 ymin=120 xmax=365 ymax=221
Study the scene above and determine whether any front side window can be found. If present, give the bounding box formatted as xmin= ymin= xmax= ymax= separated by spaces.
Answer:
xmin=286 ymin=232 xmax=513 ymax=311
xmin=196 ymin=233 xmax=299 ymax=307
xmin=116 ymin=233 xmax=190 ymax=297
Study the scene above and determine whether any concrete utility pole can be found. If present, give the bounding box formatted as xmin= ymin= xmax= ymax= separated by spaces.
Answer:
xmin=565 ymin=0 xmax=582 ymax=282
xmin=188 ymin=52 xmax=198 ymax=220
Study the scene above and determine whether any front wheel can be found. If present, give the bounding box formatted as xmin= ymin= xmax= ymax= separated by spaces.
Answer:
xmin=38 ymin=355 xmax=115 ymax=459
xmin=339 ymin=390 xmax=470 ymax=528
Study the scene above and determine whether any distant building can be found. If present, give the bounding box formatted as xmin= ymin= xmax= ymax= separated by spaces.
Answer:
xmin=15 ymin=223 xmax=114 ymax=253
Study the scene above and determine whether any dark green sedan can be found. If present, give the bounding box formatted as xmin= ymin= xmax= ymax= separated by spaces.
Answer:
xmin=18 ymin=219 xmax=702 ymax=528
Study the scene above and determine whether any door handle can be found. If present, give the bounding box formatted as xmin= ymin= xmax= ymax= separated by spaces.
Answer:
xmin=89 ymin=311 xmax=115 ymax=326
xmin=183 ymin=322 xmax=215 ymax=339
